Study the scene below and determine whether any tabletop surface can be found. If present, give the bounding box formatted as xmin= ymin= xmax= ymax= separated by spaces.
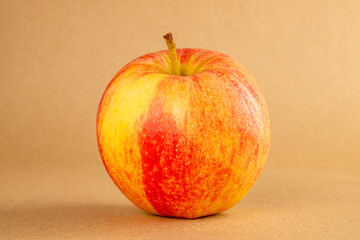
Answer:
xmin=1 ymin=160 xmax=359 ymax=240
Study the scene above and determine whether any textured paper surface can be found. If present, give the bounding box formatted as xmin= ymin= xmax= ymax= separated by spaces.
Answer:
xmin=1 ymin=0 xmax=359 ymax=239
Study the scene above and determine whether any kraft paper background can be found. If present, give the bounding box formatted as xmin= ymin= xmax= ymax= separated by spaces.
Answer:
xmin=1 ymin=0 xmax=359 ymax=239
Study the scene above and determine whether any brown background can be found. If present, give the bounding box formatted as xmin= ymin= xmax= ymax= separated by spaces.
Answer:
xmin=1 ymin=0 xmax=359 ymax=239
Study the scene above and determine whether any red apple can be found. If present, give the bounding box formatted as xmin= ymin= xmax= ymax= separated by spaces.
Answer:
xmin=97 ymin=33 xmax=270 ymax=218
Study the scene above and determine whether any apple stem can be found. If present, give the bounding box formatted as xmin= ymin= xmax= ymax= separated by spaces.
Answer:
xmin=163 ymin=33 xmax=182 ymax=76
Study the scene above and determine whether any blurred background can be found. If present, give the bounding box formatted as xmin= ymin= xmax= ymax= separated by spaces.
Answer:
xmin=1 ymin=0 xmax=359 ymax=239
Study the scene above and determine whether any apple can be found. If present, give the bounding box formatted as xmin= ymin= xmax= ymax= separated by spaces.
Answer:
xmin=97 ymin=33 xmax=270 ymax=218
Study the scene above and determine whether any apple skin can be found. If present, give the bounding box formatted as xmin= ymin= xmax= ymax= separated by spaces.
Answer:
xmin=97 ymin=48 xmax=270 ymax=219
